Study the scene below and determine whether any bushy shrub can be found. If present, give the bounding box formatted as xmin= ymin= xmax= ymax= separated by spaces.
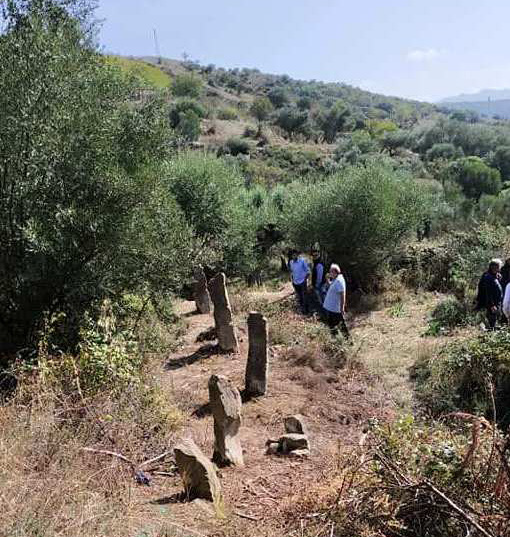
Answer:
xmin=425 ymin=296 xmax=473 ymax=335
xmin=0 ymin=2 xmax=182 ymax=352
xmin=221 ymin=136 xmax=251 ymax=156
xmin=216 ymin=107 xmax=238 ymax=120
xmin=414 ymin=330 xmax=510 ymax=427
xmin=285 ymin=162 xmax=429 ymax=289
xmin=176 ymin=109 xmax=201 ymax=141
xmin=169 ymin=98 xmax=206 ymax=128
xmin=170 ymin=72 xmax=203 ymax=98
xmin=448 ymin=157 xmax=502 ymax=201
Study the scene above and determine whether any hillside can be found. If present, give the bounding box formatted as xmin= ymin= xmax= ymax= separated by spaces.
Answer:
xmin=441 ymin=88 xmax=510 ymax=103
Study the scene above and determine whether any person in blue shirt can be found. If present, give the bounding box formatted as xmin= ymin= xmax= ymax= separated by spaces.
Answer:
xmin=323 ymin=264 xmax=350 ymax=338
xmin=288 ymin=249 xmax=310 ymax=314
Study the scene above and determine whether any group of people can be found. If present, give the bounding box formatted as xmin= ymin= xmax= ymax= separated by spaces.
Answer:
xmin=476 ymin=257 xmax=510 ymax=329
xmin=288 ymin=249 xmax=350 ymax=338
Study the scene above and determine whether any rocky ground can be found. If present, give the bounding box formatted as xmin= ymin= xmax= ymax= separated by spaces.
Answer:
xmin=127 ymin=282 xmax=441 ymax=537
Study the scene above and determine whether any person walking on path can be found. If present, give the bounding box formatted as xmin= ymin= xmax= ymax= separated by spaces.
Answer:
xmin=323 ymin=264 xmax=350 ymax=338
xmin=311 ymin=250 xmax=327 ymax=306
xmin=476 ymin=259 xmax=503 ymax=330
xmin=288 ymin=249 xmax=310 ymax=314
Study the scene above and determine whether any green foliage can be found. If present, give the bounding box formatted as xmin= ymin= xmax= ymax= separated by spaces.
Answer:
xmin=414 ymin=329 xmax=510 ymax=427
xmin=425 ymin=296 xmax=473 ymax=336
xmin=170 ymin=72 xmax=203 ymax=98
xmin=285 ymin=163 xmax=428 ymax=288
xmin=168 ymin=98 xmax=206 ymax=128
xmin=316 ymin=100 xmax=351 ymax=143
xmin=221 ymin=136 xmax=251 ymax=156
xmin=275 ymin=106 xmax=309 ymax=138
xmin=0 ymin=1 xmax=181 ymax=351
xmin=176 ymin=109 xmax=201 ymax=141
xmin=491 ymin=145 xmax=510 ymax=181
xmin=250 ymin=96 xmax=273 ymax=123
xmin=335 ymin=130 xmax=380 ymax=164
xmin=216 ymin=106 xmax=238 ymax=120
xmin=426 ymin=142 xmax=463 ymax=161
xmin=267 ymin=86 xmax=289 ymax=108
xmin=448 ymin=157 xmax=502 ymax=201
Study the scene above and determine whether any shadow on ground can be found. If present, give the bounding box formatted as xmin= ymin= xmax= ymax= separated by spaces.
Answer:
xmin=165 ymin=344 xmax=219 ymax=371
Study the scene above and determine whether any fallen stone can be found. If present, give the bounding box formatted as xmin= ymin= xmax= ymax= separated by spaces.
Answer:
xmin=209 ymin=273 xmax=238 ymax=352
xmin=284 ymin=414 xmax=308 ymax=435
xmin=208 ymin=375 xmax=244 ymax=467
xmin=245 ymin=311 xmax=269 ymax=397
xmin=288 ymin=449 xmax=310 ymax=459
xmin=265 ymin=441 xmax=280 ymax=455
xmin=174 ymin=438 xmax=222 ymax=502
xmin=279 ymin=433 xmax=310 ymax=454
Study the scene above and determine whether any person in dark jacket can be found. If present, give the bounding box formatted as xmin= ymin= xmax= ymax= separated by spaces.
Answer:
xmin=476 ymin=259 xmax=503 ymax=330
xmin=311 ymin=250 xmax=327 ymax=305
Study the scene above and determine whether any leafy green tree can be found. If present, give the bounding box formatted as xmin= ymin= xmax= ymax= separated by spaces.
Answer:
xmin=250 ymin=96 xmax=273 ymax=134
xmin=316 ymin=101 xmax=351 ymax=143
xmin=171 ymin=72 xmax=203 ymax=98
xmin=491 ymin=145 xmax=510 ymax=182
xmin=275 ymin=107 xmax=308 ymax=139
xmin=284 ymin=163 xmax=428 ymax=289
xmin=176 ymin=109 xmax=201 ymax=141
xmin=426 ymin=143 xmax=463 ymax=161
xmin=267 ymin=86 xmax=289 ymax=108
xmin=448 ymin=157 xmax=502 ymax=201
xmin=169 ymin=98 xmax=206 ymax=128
xmin=335 ymin=131 xmax=379 ymax=164
xmin=0 ymin=0 xmax=184 ymax=351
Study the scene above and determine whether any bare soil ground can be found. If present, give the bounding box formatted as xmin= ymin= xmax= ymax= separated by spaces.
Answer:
xmin=128 ymin=283 xmax=442 ymax=537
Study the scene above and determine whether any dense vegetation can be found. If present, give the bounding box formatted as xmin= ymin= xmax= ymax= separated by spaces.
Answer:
xmin=2 ymin=1 xmax=510 ymax=536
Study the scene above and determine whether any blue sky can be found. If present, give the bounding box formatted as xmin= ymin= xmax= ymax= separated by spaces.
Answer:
xmin=97 ymin=0 xmax=510 ymax=103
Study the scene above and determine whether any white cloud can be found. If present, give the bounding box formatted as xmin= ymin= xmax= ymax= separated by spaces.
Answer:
xmin=406 ymin=48 xmax=441 ymax=62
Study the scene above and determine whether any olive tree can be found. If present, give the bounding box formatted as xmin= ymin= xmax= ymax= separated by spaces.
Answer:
xmin=0 ymin=0 xmax=187 ymax=351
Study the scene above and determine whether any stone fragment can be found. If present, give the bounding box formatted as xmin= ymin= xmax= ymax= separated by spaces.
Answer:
xmin=208 ymin=375 xmax=244 ymax=467
xmin=209 ymin=273 xmax=238 ymax=352
xmin=288 ymin=449 xmax=310 ymax=458
xmin=265 ymin=441 xmax=280 ymax=455
xmin=245 ymin=311 xmax=269 ymax=397
xmin=192 ymin=266 xmax=211 ymax=314
xmin=174 ymin=438 xmax=222 ymax=503
xmin=279 ymin=433 xmax=310 ymax=454
xmin=284 ymin=414 xmax=308 ymax=435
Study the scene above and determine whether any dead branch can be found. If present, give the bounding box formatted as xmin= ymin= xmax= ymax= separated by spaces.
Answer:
xmin=139 ymin=449 xmax=173 ymax=468
xmin=423 ymin=480 xmax=495 ymax=537
xmin=80 ymin=447 xmax=135 ymax=467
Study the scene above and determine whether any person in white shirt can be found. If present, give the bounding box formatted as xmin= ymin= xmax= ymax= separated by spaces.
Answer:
xmin=288 ymin=249 xmax=310 ymax=314
xmin=503 ymin=282 xmax=510 ymax=322
xmin=323 ymin=264 xmax=350 ymax=338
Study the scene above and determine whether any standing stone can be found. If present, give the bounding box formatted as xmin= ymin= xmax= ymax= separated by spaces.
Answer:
xmin=284 ymin=414 xmax=308 ymax=435
xmin=208 ymin=374 xmax=244 ymax=467
xmin=209 ymin=273 xmax=238 ymax=352
xmin=192 ymin=266 xmax=211 ymax=314
xmin=174 ymin=438 xmax=222 ymax=503
xmin=245 ymin=311 xmax=268 ymax=397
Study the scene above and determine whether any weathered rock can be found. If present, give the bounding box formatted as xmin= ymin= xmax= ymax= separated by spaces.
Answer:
xmin=174 ymin=438 xmax=222 ymax=502
xmin=284 ymin=414 xmax=308 ymax=435
xmin=192 ymin=266 xmax=211 ymax=314
xmin=265 ymin=441 xmax=280 ymax=455
xmin=209 ymin=273 xmax=238 ymax=352
xmin=279 ymin=433 xmax=310 ymax=454
xmin=208 ymin=375 xmax=244 ymax=467
xmin=288 ymin=449 xmax=310 ymax=459
xmin=245 ymin=311 xmax=269 ymax=397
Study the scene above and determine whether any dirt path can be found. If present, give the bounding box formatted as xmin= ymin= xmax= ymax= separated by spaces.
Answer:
xmin=133 ymin=286 xmax=441 ymax=536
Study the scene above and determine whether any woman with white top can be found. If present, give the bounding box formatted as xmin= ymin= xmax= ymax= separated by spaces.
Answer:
xmin=322 ymin=264 xmax=350 ymax=339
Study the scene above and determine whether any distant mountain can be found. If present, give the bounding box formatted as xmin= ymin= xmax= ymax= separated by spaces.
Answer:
xmin=441 ymin=89 xmax=510 ymax=103
xmin=439 ymin=99 xmax=510 ymax=120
